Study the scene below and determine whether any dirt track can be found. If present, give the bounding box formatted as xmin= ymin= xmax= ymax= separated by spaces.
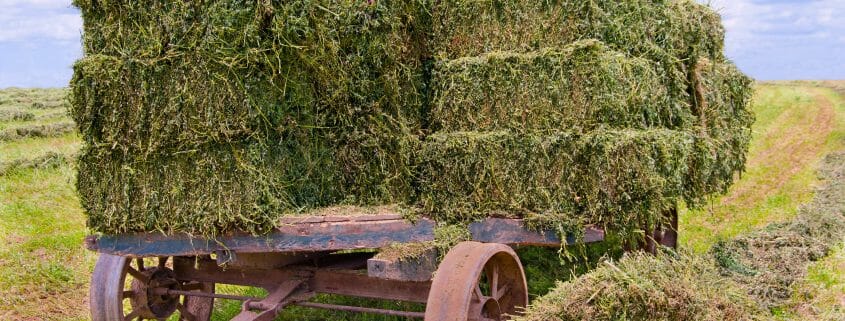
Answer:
xmin=721 ymin=88 xmax=836 ymax=206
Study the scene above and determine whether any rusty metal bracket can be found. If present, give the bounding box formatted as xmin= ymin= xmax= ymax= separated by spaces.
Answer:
xmin=231 ymin=279 xmax=311 ymax=321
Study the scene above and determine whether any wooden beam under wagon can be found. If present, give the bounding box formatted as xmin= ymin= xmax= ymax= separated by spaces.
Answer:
xmin=86 ymin=215 xmax=436 ymax=257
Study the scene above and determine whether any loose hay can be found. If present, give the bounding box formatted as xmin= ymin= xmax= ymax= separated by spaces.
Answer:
xmin=0 ymin=122 xmax=76 ymax=142
xmin=515 ymin=252 xmax=764 ymax=321
xmin=0 ymin=151 xmax=70 ymax=176
xmin=0 ymin=110 xmax=35 ymax=122
xmin=712 ymin=151 xmax=845 ymax=310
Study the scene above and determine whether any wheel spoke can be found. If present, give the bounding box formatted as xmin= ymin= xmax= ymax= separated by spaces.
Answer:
xmin=177 ymin=303 xmax=198 ymax=321
xmin=136 ymin=258 xmax=145 ymax=271
xmin=158 ymin=256 xmax=168 ymax=269
xmin=126 ymin=266 xmax=149 ymax=284
xmin=495 ymin=284 xmax=510 ymax=301
xmin=490 ymin=265 xmax=499 ymax=299
xmin=474 ymin=284 xmax=484 ymax=302
xmin=123 ymin=309 xmax=140 ymax=321
xmin=122 ymin=290 xmax=134 ymax=300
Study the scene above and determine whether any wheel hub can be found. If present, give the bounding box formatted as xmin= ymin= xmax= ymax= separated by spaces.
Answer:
xmin=129 ymin=267 xmax=181 ymax=319
xmin=471 ymin=297 xmax=502 ymax=321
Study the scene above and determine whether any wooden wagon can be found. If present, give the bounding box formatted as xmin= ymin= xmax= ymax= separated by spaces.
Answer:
xmin=84 ymin=210 xmax=618 ymax=321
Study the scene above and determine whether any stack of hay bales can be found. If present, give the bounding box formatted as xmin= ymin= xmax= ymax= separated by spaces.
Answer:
xmin=71 ymin=0 xmax=430 ymax=235
xmin=71 ymin=0 xmax=753 ymax=238
xmin=418 ymin=0 xmax=754 ymax=238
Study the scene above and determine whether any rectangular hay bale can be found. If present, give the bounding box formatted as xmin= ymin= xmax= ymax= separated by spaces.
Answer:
xmin=78 ymin=131 xmax=418 ymax=236
xmin=415 ymin=129 xmax=696 ymax=234
xmin=430 ymin=40 xmax=690 ymax=132
xmin=71 ymin=0 xmax=430 ymax=151
xmin=431 ymin=0 xmax=724 ymax=61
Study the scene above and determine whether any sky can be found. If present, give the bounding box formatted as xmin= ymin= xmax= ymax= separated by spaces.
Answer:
xmin=0 ymin=0 xmax=842 ymax=88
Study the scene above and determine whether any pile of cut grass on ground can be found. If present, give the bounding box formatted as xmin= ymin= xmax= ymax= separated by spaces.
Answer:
xmin=712 ymin=150 xmax=845 ymax=311
xmin=0 ymin=121 xmax=76 ymax=142
xmin=787 ymin=241 xmax=845 ymax=321
xmin=0 ymin=151 xmax=70 ymax=177
xmin=71 ymin=0 xmax=753 ymax=239
xmin=515 ymin=251 xmax=764 ymax=321
xmin=0 ymin=110 xmax=34 ymax=122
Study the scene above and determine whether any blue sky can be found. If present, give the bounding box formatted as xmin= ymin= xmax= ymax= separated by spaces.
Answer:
xmin=0 ymin=0 xmax=842 ymax=88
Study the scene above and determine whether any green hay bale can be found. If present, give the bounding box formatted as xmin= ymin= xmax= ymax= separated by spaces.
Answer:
xmin=72 ymin=0 xmax=267 ymax=59
xmin=70 ymin=54 xmax=313 ymax=151
xmin=685 ymin=60 xmax=754 ymax=204
xmin=515 ymin=252 xmax=763 ymax=321
xmin=431 ymin=0 xmax=724 ymax=115
xmin=71 ymin=0 xmax=429 ymax=150
xmin=431 ymin=0 xmax=723 ymax=61
xmin=416 ymin=129 xmax=698 ymax=237
xmin=430 ymin=40 xmax=689 ymax=132
xmin=78 ymin=132 xmax=418 ymax=236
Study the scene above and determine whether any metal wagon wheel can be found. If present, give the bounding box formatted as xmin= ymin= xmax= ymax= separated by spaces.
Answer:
xmin=90 ymin=254 xmax=215 ymax=321
xmin=425 ymin=242 xmax=528 ymax=321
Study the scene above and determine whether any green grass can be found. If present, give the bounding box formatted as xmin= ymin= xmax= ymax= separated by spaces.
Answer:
xmin=0 ymin=167 xmax=94 ymax=320
xmin=1 ymin=83 xmax=845 ymax=320
xmin=0 ymin=88 xmax=90 ymax=321
xmin=680 ymin=84 xmax=845 ymax=253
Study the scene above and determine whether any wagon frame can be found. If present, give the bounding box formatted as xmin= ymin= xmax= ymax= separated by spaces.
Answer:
xmin=84 ymin=210 xmax=675 ymax=321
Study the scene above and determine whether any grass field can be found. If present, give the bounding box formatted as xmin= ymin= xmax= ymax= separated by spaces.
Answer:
xmin=0 ymin=82 xmax=843 ymax=320
xmin=681 ymin=83 xmax=845 ymax=253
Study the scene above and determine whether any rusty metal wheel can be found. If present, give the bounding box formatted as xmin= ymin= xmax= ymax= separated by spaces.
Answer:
xmin=90 ymin=254 xmax=214 ymax=321
xmin=425 ymin=242 xmax=528 ymax=321
xmin=644 ymin=207 xmax=680 ymax=253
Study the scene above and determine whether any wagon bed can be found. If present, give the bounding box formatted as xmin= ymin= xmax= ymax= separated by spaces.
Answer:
xmin=85 ymin=214 xmax=604 ymax=257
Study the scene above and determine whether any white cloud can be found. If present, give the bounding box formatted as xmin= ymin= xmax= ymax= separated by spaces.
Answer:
xmin=1 ymin=0 xmax=74 ymax=8
xmin=0 ymin=0 xmax=80 ymax=42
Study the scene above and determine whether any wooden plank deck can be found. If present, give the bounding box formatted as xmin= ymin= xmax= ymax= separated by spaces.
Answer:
xmin=86 ymin=215 xmax=604 ymax=257
xmin=87 ymin=215 xmax=435 ymax=258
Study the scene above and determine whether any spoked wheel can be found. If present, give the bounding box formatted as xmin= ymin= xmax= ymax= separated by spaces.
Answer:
xmin=90 ymin=254 xmax=214 ymax=321
xmin=425 ymin=242 xmax=528 ymax=321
